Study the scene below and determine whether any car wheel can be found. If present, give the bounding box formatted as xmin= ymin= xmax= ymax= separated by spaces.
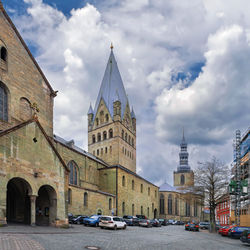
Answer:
xmin=123 ymin=225 xmax=126 ymax=230
xmin=95 ymin=222 xmax=99 ymax=227
xmin=100 ymin=227 xmax=104 ymax=229
xmin=77 ymin=221 xmax=80 ymax=225
xmin=114 ymin=225 xmax=117 ymax=231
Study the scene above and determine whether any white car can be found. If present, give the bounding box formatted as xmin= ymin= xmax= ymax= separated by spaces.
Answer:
xmin=99 ymin=216 xmax=127 ymax=230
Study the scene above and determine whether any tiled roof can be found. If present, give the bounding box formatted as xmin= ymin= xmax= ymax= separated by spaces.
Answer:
xmin=53 ymin=134 xmax=108 ymax=166
xmin=159 ymin=183 xmax=177 ymax=192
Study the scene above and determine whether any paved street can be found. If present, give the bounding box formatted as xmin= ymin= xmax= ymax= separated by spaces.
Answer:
xmin=0 ymin=224 xmax=249 ymax=250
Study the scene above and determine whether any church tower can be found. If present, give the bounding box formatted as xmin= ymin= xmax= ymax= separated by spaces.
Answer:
xmin=88 ymin=46 xmax=136 ymax=173
xmin=174 ymin=130 xmax=194 ymax=187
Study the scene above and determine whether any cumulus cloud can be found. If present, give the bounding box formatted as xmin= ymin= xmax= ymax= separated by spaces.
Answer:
xmin=7 ymin=0 xmax=250 ymax=185
xmin=155 ymin=25 xmax=250 ymax=145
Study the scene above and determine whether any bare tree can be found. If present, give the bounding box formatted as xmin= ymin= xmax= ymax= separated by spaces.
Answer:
xmin=194 ymin=157 xmax=230 ymax=232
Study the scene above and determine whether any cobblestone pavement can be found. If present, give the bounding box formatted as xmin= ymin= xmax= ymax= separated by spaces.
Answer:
xmin=0 ymin=224 xmax=249 ymax=250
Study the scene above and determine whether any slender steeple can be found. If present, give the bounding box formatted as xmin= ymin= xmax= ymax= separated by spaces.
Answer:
xmin=131 ymin=107 xmax=136 ymax=119
xmin=177 ymin=129 xmax=191 ymax=172
xmin=87 ymin=103 xmax=93 ymax=115
xmin=93 ymin=45 xmax=129 ymax=121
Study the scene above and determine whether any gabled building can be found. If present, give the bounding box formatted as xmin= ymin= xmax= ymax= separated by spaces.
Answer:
xmin=0 ymin=1 xmax=158 ymax=226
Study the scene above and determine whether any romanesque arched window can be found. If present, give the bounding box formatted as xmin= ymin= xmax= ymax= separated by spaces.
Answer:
xmin=122 ymin=202 xmax=125 ymax=214
xmin=132 ymin=138 xmax=134 ymax=147
xmin=19 ymin=97 xmax=32 ymax=121
xmin=148 ymin=187 xmax=150 ymax=196
xmin=92 ymin=135 xmax=96 ymax=143
xmin=109 ymin=128 xmax=113 ymax=138
xmin=109 ymin=198 xmax=112 ymax=210
xmin=97 ymin=133 xmax=101 ymax=142
xmin=122 ymin=176 xmax=125 ymax=186
xmin=140 ymin=184 xmax=143 ymax=193
xmin=105 ymin=114 xmax=109 ymax=122
xmin=0 ymin=47 xmax=7 ymax=62
xmin=168 ymin=194 xmax=173 ymax=215
xmin=175 ymin=197 xmax=178 ymax=215
xmin=0 ymin=82 xmax=8 ymax=121
xmin=147 ymin=207 xmax=149 ymax=217
xmin=152 ymin=203 xmax=154 ymax=213
xmin=125 ymin=133 xmax=127 ymax=142
xmin=84 ymin=192 xmax=88 ymax=207
xmin=194 ymin=200 xmax=198 ymax=217
xmin=103 ymin=131 xmax=107 ymax=140
xmin=96 ymin=118 xmax=99 ymax=126
xmin=100 ymin=111 xmax=104 ymax=124
xmin=160 ymin=194 xmax=165 ymax=214
xmin=132 ymin=180 xmax=134 ymax=190
xmin=132 ymin=204 xmax=134 ymax=215
xmin=185 ymin=201 xmax=190 ymax=216
xmin=181 ymin=174 xmax=185 ymax=185
xmin=68 ymin=161 xmax=79 ymax=186
xmin=128 ymin=135 xmax=131 ymax=145
xmin=121 ymin=130 xmax=124 ymax=139
xmin=141 ymin=205 xmax=143 ymax=215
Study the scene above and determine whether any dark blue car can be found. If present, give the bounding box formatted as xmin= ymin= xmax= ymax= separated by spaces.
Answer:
xmin=83 ymin=215 xmax=101 ymax=227
xmin=229 ymin=227 xmax=250 ymax=239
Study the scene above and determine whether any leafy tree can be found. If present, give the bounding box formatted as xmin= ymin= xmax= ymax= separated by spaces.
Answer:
xmin=194 ymin=157 xmax=230 ymax=232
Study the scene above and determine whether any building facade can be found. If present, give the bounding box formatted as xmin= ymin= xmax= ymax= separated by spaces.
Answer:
xmin=159 ymin=133 xmax=203 ymax=222
xmin=0 ymin=2 xmax=158 ymax=226
xmin=216 ymin=194 xmax=230 ymax=226
xmin=230 ymin=127 xmax=250 ymax=226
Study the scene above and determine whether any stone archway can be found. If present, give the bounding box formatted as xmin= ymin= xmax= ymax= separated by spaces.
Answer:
xmin=6 ymin=177 xmax=32 ymax=224
xmin=36 ymin=185 xmax=57 ymax=226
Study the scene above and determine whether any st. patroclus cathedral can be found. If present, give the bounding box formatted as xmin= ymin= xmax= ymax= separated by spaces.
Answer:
xmin=0 ymin=1 xmax=202 ymax=227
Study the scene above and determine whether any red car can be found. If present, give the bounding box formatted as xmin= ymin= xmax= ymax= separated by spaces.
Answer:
xmin=221 ymin=225 xmax=234 ymax=236
xmin=218 ymin=226 xmax=228 ymax=234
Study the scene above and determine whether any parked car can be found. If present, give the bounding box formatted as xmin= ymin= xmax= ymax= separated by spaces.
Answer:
xmin=123 ymin=215 xmax=139 ymax=226
xmin=229 ymin=227 xmax=250 ymax=239
xmin=176 ymin=221 xmax=184 ymax=225
xmin=99 ymin=216 xmax=127 ymax=230
xmin=158 ymin=219 xmax=169 ymax=226
xmin=83 ymin=215 xmax=101 ymax=227
xmin=218 ymin=226 xmax=227 ymax=234
xmin=136 ymin=215 xmax=147 ymax=220
xmin=139 ymin=219 xmax=152 ymax=228
xmin=168 ymin=219 xmax=175 ymax=225
xmin=240 ymin=230 xmax=250 ymax=245
xmin=199 ymin=222 xmax=210 ymax=230
xmin=221 ymin=225 xmax=234 ymax=236
xmin=150 ymin=219 xmax=161 ymax=227
xmin=71 ymin=215 xmax=88 ymax=224
xmin=185 ymin=222 xmax=199 ymax=231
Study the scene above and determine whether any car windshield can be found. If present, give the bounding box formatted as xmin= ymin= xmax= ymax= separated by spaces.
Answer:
xmin=113 ymin=217 xmax=120 ymax=221
xmin=90 ymin=216 xmax=98 ymax=219
xmin=100 ymin=217 xmax=111 ymax=221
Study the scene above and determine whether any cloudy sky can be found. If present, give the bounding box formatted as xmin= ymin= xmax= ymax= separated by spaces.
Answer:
xmin=4 ymin=0 xmax=250 ymax=186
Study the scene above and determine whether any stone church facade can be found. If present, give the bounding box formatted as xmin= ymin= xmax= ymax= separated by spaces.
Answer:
xmin=0 ymin=2 xmax=159 ymax=226
xmin=159 ymin=133 xmax=203 ymax=222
